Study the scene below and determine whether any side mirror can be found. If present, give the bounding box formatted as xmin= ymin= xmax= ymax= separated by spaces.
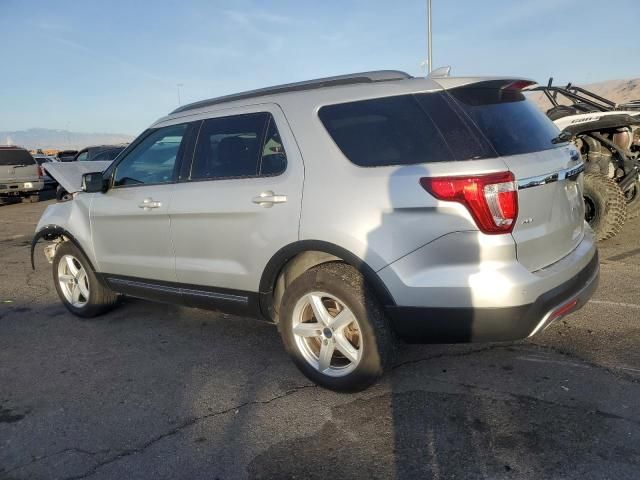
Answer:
xmin=81 ymin=172 xmax=107 ymax=193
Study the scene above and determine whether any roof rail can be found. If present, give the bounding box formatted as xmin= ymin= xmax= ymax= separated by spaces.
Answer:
xmin=170 ymin=70 xmax=412 ymax=114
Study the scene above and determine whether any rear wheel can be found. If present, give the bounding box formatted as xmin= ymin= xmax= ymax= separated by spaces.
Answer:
xmin=52 ymin=242 xmax=119 ymax=318
xmin=583 ymin=173 xmax=627 ymax=241
xmin=279 ymin=263 xmax=395 ymax=392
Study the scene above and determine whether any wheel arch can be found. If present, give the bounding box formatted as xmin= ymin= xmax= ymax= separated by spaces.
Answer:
xmin=31 ymin=225 xmax=97 ymax=272
xmin=258 ymin=240 xmax=396 ymax=322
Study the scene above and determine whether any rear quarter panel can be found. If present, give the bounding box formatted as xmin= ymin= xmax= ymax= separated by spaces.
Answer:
xmin=278 ymin=94 xmax=513 ymax=272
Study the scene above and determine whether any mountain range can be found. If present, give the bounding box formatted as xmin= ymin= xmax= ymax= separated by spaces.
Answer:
xmin=0 ymin=128 xmax=134 ymax=150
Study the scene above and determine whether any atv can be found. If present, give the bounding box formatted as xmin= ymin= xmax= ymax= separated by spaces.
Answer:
xmin=530 ymin=78 xmax=640 ymax=241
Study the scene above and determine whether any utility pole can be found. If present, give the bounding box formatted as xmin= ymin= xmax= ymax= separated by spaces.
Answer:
xmin=177 ymin=83 xmax=184 ymax=106
xmin=427 ymin=0 xmax=433 ymax=73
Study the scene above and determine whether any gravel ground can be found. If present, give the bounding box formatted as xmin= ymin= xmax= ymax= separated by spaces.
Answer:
xmin=1 ymin=198 xmax=639 ymax=480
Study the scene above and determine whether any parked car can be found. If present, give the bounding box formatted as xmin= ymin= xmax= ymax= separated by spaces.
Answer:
xmin=56 ymin=150 xmax=78 ymax=162
xmin=74 ymin=145 xmax=127 ymax=162
xmin=33 ymin=155 xmax=58 ymax=189
xmin=0 ymin=146 xmax=44 ymax=202
xmin=51 ymin=145 xmax=127 ymax=200
xmin=32 ymin=70 xmax=599 ymax=391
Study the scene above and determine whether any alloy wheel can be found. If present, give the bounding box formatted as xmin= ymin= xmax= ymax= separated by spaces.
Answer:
xmin=57 ymin=255 xmax=90 ymax=308
xmin=291 ymin=292 xmax=363 ymax=377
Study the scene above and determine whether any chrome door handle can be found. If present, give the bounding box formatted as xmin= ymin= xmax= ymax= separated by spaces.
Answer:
xmin=252 ymin=191 xmax=287 ymax=208
xmin=138 ymin=198 xmax=162 ymax=210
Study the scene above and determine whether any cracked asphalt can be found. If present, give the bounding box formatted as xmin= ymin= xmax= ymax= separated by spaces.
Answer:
xmin=1 ymin=198 xmax=639 ymax=480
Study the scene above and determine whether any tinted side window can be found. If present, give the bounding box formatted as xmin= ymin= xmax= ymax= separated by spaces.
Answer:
xmin=94 ymin=147 xmax=124 ymax=161
xmin=319 ymin=94 xmax=459 ymax=167
xmin=114 ymin=124 xmax=187 ymax=187
xmin=448 ymin=86 xmax=561 ymax=156
xmin=259 ymin=117 xmax=287 ymax=176
xmin=75 ymin=151 xmax=89 ymax=162
xmin=190 ymin=112 xmax=286 ymax=180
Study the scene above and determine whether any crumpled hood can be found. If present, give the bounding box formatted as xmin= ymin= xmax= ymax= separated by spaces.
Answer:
xmin=43 ymin=161 xmax=112 ymax=193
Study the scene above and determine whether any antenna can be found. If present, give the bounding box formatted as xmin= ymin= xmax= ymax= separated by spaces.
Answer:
xmin=427 ymin=0 xmax=433 ymax=73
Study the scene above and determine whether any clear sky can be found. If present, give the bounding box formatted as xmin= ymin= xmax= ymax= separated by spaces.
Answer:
xmin=1 ymin=0 xmax=639 ymax=135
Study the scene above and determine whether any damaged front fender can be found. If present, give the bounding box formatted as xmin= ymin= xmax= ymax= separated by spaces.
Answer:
xmin=32 ymin=194 xmax=96 ymax=270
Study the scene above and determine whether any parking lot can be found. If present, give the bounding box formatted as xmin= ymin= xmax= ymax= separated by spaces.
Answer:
xmin=1 ymin=199 xmax=639 ymax=480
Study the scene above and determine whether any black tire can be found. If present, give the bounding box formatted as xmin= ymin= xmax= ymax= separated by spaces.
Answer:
xmin=56 ymin=185 xmax=70 ymax=201
xmin=279 ymin=263 xmax=395 ymax=392
xmin=546 ymin=105 xmax=579 ymax=121
xmin=624 ymin=180 xmax=640 ymax=219
xmin=583 ymin=173 xmax=627 ymax=241
xmin=52 ymin=241 xmax=119 ymax=318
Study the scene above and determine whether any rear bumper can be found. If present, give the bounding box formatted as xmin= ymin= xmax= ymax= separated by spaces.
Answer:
xmin=0 ymin=180 xmax=45 ymax=196
xmin=386 ymin=251 xmax=599 ymax=343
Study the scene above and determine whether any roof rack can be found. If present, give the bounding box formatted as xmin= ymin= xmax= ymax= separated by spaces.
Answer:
xmin=170 ymin=70 xmax=412 ymax=114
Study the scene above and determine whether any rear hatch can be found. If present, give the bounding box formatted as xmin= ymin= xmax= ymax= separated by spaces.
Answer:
xmin=0 ymin=148 xmax=39 ymax=183
xmin=446 ymin=81 xmax=585 ymax=271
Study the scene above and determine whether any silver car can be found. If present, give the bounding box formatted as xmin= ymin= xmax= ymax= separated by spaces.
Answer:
xmin=33 ymin=71 xmax=599 ymax=391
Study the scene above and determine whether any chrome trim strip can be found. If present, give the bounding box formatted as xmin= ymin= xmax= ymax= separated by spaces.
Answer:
xmin=181 ymin=287 xmax=248 ymax=304
xmin=517 ymin=162 xmax=584 ymax=190
xmin=518 ymin=172 xmax=558 ymax=190
xmin=109 ymin=278 xmax=180 ymax=294
xmin=107 ymin=278 xmax=248 ymax=304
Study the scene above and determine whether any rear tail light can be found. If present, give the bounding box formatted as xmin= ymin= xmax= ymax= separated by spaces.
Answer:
xmin=420 ymin=172 xmax=518 ymax=234
xmin=37 ymin=165 xmax=44 ymax=178
xmin=502 ymin=80 xmax=536 ymax=91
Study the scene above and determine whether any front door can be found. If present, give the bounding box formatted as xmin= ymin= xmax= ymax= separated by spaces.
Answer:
xmin=91 ymin=123 xmax=191 ymax=282
xmin=169 ymin=106 xmax=304 ymax=297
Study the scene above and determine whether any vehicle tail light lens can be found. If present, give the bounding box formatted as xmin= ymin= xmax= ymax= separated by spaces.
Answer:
xmin=420 ymin=172 xmax=518 ymax=234
xmin=37 ymin=165 xmax=44 ymax=178
xmin=502 ymin=80 xmax=536 ymax=91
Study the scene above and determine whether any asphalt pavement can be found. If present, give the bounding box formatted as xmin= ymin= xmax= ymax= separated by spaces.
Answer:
xmin=1 ymin=198 xmax=639 ymax=479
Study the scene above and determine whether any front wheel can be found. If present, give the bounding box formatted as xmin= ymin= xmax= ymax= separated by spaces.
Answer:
xmin=583 ymin=173 xmax=627 ymax=241
xmin=52 ymin=242 xmax=119 ymax=318
xmin=279 ymin=263 xmax=395 ymax=392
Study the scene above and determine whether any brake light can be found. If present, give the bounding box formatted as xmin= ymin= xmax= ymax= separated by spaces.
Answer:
xmin=37 ymin=165 xmax=44 ymax=178
xmin=420 ymin=172 xmax=518 ymax=234
xmin=502 ymin=80 xmax=536 ymax=91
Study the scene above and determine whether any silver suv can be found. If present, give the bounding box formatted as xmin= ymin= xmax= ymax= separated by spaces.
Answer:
xmin=33 ymin=71 xmax=599 ymax=391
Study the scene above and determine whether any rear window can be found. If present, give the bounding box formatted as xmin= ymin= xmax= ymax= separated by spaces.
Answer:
xmin=0 ymin=149 xmax=35 ymax=166
xmin=448 ymin=85 xmax=562 ymax=156
xmin=318 ymin=87 xmax=563 ymax=167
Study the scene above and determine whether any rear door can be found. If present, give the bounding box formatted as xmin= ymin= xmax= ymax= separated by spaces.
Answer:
xmin=169 ymin=105 xmax=303 ymax=296
xmin=447 ymin=83 xmax=585 ymax=271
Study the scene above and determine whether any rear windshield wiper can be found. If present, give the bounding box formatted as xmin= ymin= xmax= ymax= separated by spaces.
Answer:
xmin=551 ymin=130 xmax=575 ymax=144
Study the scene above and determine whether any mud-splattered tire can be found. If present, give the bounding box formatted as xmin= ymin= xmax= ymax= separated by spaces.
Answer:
xmin=52 ymin=242 xmax=119 ymax=318
xmin=279 ymin=263 xmax=395 ymax=392
xmin=583 ymin=173 xmax=627 ymax=241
